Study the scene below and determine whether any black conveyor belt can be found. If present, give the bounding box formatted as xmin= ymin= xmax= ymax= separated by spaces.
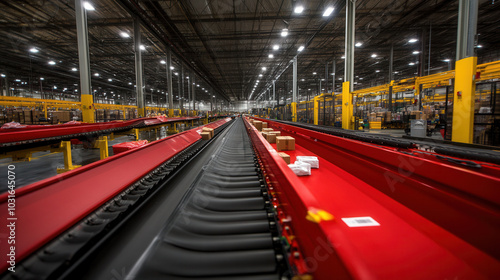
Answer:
xmin=127 ymin=118 xmax=282 ymax=279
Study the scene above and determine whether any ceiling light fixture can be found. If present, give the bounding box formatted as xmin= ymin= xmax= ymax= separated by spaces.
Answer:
xmin=443 ymin=59 xmax=451 ymax=62
xmin=371 ymin=54 xmax=377 ymax=58
xmin=313 ymin=72 xmax=317 ymax=75
xmin=477 ymin=44 xmax=483 ymax=48
xmin=262 ymin=67 xmax=267 ymax=71
xmin=160 ymin=60 xmax=166 ymax=64
xmin=29 ymin=47 xmax=39 ymax=53
xmin=273 ymin=45 xmax=279 ymax=50
xmin=83 ymin=2 xmax=95 ymax=10
xmin=298 ymin=45 xmax=305 ymax=52
xmin=71 ymin=68 xmax=78 ymax=71
xmin=268 ymin=54 xmax=274 ymax=58
xmin=323 ymin=6 xmax=335 ymax=17
xmin=281 ymin=28 xmax=288 ymax=37
xmin=408 ymin=38 xmax=418 ymax=43
xmin=140 ymin=45 xmax=145 ymax=51
xmin=108 ymin=79 xmax=112 ymax=82
xmin=170 ymin=66 xmax=174 ymax=70
xmin=355 ymin=42 xmax=362 ymax=47
xmin=48 ymin=61 xmax=56 ymax=65
xmin=294 ymin=5 xmax=304 ymax=14
xmin=409 ymin=62 xmax=415 ymax=66
xmin=94 ymin=73 xmax=100 ymax=77
xmin=120 ymin=32 xmax=130 ymax=38
xmin=413 ymin=51 xmax=420 ymax=54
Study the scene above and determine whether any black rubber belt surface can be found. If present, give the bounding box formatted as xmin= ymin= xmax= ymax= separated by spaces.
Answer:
xmin=132 ymin=118 xmax=279 ymax=280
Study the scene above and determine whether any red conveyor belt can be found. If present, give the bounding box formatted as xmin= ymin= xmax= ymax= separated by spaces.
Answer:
xmin=0 ymin=116 xmax=202 ymax=144
xmin=0 ymin=118 xmax=231 ymax=273
xmin=244 ymin=117 xmax=500 ymax=279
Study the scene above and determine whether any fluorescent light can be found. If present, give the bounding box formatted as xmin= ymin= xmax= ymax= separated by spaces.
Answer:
xmin=268 ymin=54 xmax=274 ymax=58
xmin=128 ymin=82 xmax=132 ymax=85
xmin=323 ymin=6 xmax=334 ymax=17
xmin=83 ymin=2 xmax=95 ymax=10
xmin=375 ymin=70 xmax=380 ymax=73
xmin=40 ymin=77 xmax=44 ymax=80
xmin=108 ymin=79 xmax=112 ymax=82
xmin=371 ymin=54 xmax=377 ymax=58
xmin=294 ymin=5 xmax=304 ymax=14
xmin=273 ymin=45 xmax=279 ymax=50
xmin=443 ymin=59 xmax=451 ymax=62
xmin=341 ymin=56 xmax=345 ymax=59
xmin=94 ymin=73 xmax=99 ymax=77
xmin=259 ymin=74 xmax=263 ymax=77
xmin=298 ymin=45 xmax=305 ymax=52
xmin=170 ymin=66 xmax=174 ymax=70
xmin=413 ymin=51 xmax=420 ymax=54
xmin=408 ymin=38 xmax=418 ymax=43
xmin=29 ymin=47 xmax=39 ymax=53
xmin=53 ymin=86 xmax=57 ymax=89
xmin=477 ymin=44 xmax=483 ymax=48
xmin=72 ymin=68 xmax=78 ymax=71
xmin=175 ymin=72 xmax=179 ymax=76
xmin=281 ymin=28 xmax=288 ymax=37
xmin=355 ymin=42 xmax=362 ymax=47
xmin=15 ymin=79 xmax=21 ymax=82
xmin=120 ymin=32 xmax=130 ymax=38
xmin=313 ymin=72 xmax=317 ymax=75
xmin=262 ymin=67 xmax=267 ymax=71
xmin=160 ymin=60 xmax=166 ymax=64
xmin=48 ymin=61 xmax=56 ymax=65
xmin=0 ymin=74 xmax=5 ymax=78
xmin=140 ymin=45 xmax=145 ymax=50
xmin=409 ymin=62 xmax=415 ymax=66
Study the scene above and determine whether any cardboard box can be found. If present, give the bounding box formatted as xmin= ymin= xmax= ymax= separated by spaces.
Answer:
xmin=276 ymin=136 xmax=295 ymax=151
xmin=276 ymin=136 xmax=287 ymax=151
xmin=285 ymin=136 xmax=295 ymax=150
xmin=201 ymin=131 xmax=211 ymax=140
xmin=262 ymin=122 xmax=268 ymax=129
xmin=202 ymin=127 xmax=214 ymax=138
xmin=267 ymin=133 xmax=277 ymax=143
xmin=262 ymin=128 xmax=273 ymax=132
xmin=262 ymin=132 xmax=269 ymax=139
xmin=269 ymin=131 xmax=281 ymax=136
xmin=278 ymin=152 xmax=290 ymax=164
xmin=254 ymin=121 xmax=263 ymax=131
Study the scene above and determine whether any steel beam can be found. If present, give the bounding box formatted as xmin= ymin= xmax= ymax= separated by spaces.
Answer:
xmin=167 ymin=48 xmax=174 ymax=116
xmin=75 ymin=0 xmax=94 ymax=123
xmin=292 ymin=56 xmax=298 ymax=122
xmin=134 ymin=18 xmax=145 ymax=117
xmin=342 ymin=0 xmax=355 ymax=130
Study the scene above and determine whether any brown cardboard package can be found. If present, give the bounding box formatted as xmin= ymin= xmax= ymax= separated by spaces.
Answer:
xmin=285 ymin=136 xmax=295 ymax=150
xmin=262 ymin=122 xmax=268 ymax=129
xmin=278 ymin=152 xmax=290 ymax=164
xmin=262 ymin=128 xmax=273 ymax=132
xmin=202 ymin=127 xmax=214 ymax=138
xmin=267 ymin=133 xmax=277 ymax=143
xmin=269 ymin=131 xmax=281 ymax=136
xmin=276 ymin=136 xmax=287 ymax=151
xmin=201 ymin=132 xmax=211 ymax=140
xmin=254 ymin=121 xmax=263 ymax=131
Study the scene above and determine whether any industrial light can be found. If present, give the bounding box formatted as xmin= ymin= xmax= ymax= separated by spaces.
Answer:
xmin=298 ymin=45 xmax=305 ymax=52
xmin=1 ymin=74 xmax=5 ymax=78
xmin=408 ymin=38 xmax=418 ymax=43
xmin=29 ymin=47 xmax=39 ymax=53
xmin=259 ymin=74 xmax=263 ymax=77
xmin=443 ymin=59 xmax=450 ymax=62
xmin=140 ymin=45 xmax=145 ymax=50
xmin=281 ymin=29 xmax=288 ymax=37
xmin=175 ymin=72 xmax=179 ymax=76
xmin=197 ymin=84 xmax=200 ymax=87
xmin=371 ymin=54 xmax=377 ymax=58
xmin=94 ymin=73 xmax=99 ymax=77
xmin=213 ymin=95 xmax=216 ymax=98
xmin=477 ymin=44 xmax=483 ymax=48
xmin=313 ymin=72 xmax=317 ymax=75
xmin=323 ymin=6 xmax=334 ymax=17
xmin=273 ymin=45 xmax=279 ymax=50
xmin=301 ymin=79 xmax=305 ymax=81
xmin=15 ymin=79 xmax=21 ymax=82
xmin=53 ymin=86 xmax=57 ymax=89
xmin=170 ymin=66 xmax=174 ymax=70
xmin=294 ymin=5 xmax=304 ymax=14
xmin=108 ymin=78 xmax=112 ymax=82
xmin=262 ymin=67 xmax=267 ymax=71
xmin=268 ymin=54 xmax=274 ymax=58
xmin=341 ymin=56 xmax=345 ymax=59
xmin=160 ymin=60 xmax=166 ymax=64
xmin=120 ymin=32 xmax=130 ymax=38
xmin=409 ymin=62 xmax=415 ymax=66
xmin=412 ymin=51 xmax=420 ymax=54
xmin=48 ymin=61 xmax=56 ymax=65
xmin=128 ymin=82 xmax=132 ymax=85
xmin=72 ymin=68 xmax=78 ymax=71
xmin=355 ymin=42 xmax=362 ymax=47
xmin=376 ymin=70 xmax=380 ymax=73
xmin=40 ymin=77 xmax=44 ymax=80
xmin=83 ymin=2 xmax=95 ymax=11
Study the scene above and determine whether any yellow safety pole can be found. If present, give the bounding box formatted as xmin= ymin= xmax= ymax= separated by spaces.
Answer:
xmin=342 ymin=81 xmax=353 ymax=129
xmin=291 ymin=102 xmax=297 ymax=122
xmin=313 ymin=96 xmax=320 ymax=125
xmin=81 ymin=94 xmax=95 ymax=123
xmin=452 ymin=57 xmax=477 ymax=143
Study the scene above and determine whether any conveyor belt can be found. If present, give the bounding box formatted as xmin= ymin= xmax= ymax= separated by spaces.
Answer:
xmin=131 ymin=118 xmax=284 ymax=279
xmin=1 ymin=118 xmax=288 ymax=279
xmin=270 ymin=119 xmax=500 ymax=165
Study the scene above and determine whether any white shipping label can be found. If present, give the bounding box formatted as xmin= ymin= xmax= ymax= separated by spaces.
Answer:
xmin=341 ymin=217 xmax=380 ymax=227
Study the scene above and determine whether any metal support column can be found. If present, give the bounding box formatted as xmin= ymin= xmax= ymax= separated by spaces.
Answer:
xmin=187 ymin=72 xmax=191 ymax=115
xmin=325 ymin=62 xmax=329 ymax=93
xmin=452 ymin=0 xmax=478 ymax=144
xmin=273 ymin=80 xmax=276 ymax=101
xmin=134 ymin=18 xmax=145 ymax=117
xmin=388 ymin=43 xmax=394 ymax=112
xmin=342 ymin=0 xmax=355 ymax=130
xmin=167 ymin=48 xmax=174 ymax=117
xmin=192 ymin=76 xmax=196 ymax=113
xmin=332 ymin=58 xmax=336 ymax=91
xmin=177 ymin=65 xmax=181 ymax=116
xmin=75 ymin=0 xmax=94 ymax=123
xmin=292 ymin=56 xmax=298 ymax=122
xmin=181 ymin=65 xmax=185 ymax=116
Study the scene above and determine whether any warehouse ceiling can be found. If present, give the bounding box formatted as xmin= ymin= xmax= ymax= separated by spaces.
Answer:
xmin=0 ymin=0 xmax=499 ymax=105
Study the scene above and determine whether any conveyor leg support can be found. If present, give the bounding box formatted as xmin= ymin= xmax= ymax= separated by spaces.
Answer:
xmin=57 ymin=141 xmax=81 ymax=174
xmin=94 ymin=136 xmax=109 ymax=160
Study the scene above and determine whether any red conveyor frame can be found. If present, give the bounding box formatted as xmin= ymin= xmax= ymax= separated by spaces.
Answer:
xmin=0 ymin=118 xmax=231 ymax=273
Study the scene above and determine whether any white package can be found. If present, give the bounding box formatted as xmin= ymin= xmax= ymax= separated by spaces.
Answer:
xmin=296 ymin=156 xmax=319 ymax=169
xmin=288 ymin=161 xmax=311 ymax=176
